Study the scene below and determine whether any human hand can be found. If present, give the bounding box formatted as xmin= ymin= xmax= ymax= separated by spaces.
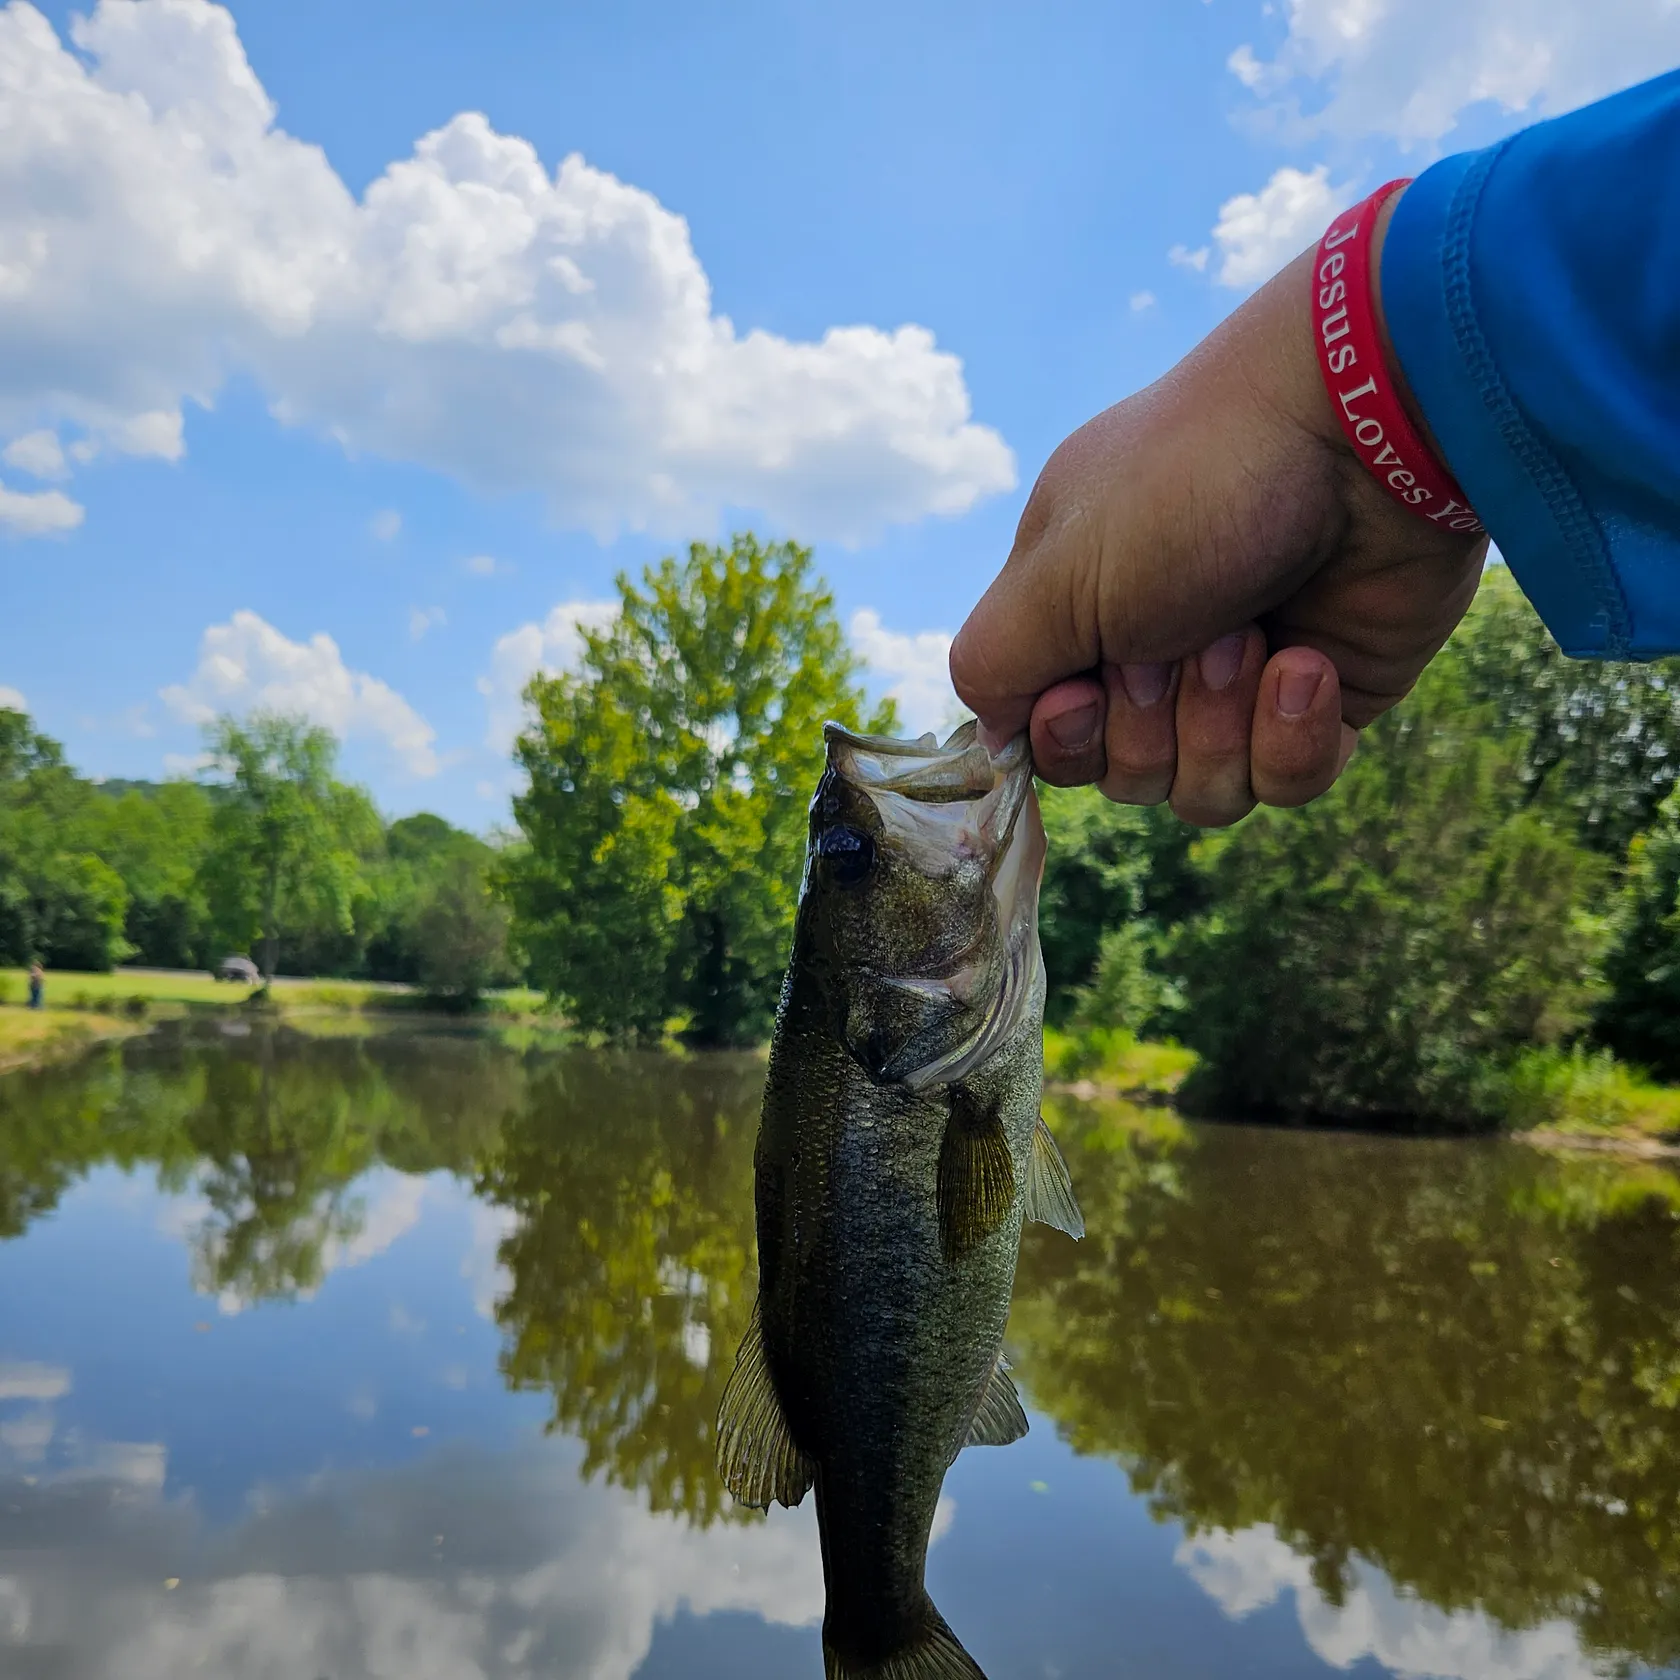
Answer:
xmin=949 ymin=198 xmax=1488 ymax=827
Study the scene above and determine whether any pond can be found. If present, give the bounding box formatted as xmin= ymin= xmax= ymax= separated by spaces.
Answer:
xmin=0 ymin=1021 xmax=1678 ymax=1679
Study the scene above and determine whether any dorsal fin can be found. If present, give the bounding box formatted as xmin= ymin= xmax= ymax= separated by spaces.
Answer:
xmin=1025 ymin=1116 xmax=1084 ymax=1239
xmin=961 ymin=1356 xmax=1029 ymax=1453
xmin=714 ymin=1301 xmax=814 ymax=1509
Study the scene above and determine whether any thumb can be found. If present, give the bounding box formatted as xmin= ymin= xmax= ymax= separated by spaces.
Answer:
xmin=949 ymin=441 xmax=1121 ymax=740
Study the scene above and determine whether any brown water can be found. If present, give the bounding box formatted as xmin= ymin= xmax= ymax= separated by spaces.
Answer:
xmin=0 ymin=1020 xmax=1676 ymax=1678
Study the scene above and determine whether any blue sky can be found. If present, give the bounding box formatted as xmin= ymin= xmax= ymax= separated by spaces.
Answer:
xmin=1 ymin=0 xmax=1673 ymax=825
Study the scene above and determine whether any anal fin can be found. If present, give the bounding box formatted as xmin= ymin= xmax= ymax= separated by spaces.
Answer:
xmin=824 ymin=1602 xmax=987 ymax=1679
xmin=1025 ymin=1115 xmax=1084 ymax=1239
xmin=961 ymin=1355 xmax=1028 ymax=1453
xmin=715 ymin=1301 xmax=814 ymax=1509
xmin=937 ymin=1090 xmax=1015 ymax=1261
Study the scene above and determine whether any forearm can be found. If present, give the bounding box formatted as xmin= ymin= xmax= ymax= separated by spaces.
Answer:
xmin=1380 ymin=71 xmax=1680 ymax=659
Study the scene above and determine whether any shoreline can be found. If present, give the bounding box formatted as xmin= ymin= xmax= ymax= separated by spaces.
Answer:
xmin=1046 ymin=1073 xmax=1680 ymax=1159
xmin=7 ymin=1010 xmax=1678 ymax=1162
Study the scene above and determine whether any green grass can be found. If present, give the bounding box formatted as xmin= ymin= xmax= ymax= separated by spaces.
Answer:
xmin=1042 ymin=1025 xmax=1197 ymax=1097
xmin=1490 ymin=1046 xmax=1680 ymax=1142
xmin=0 ymin=968 xmax=555 ymax=1021
xmin=0 ymin=1005 xmax=146 ymax=1073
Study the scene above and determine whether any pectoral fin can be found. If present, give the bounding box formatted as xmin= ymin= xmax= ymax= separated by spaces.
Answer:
xmin=960 ymin=1355 xmax=1029 ymax=1453
xmin=1025 ymin=1115 xmax=1085 ymax=1239
xmin=937 ymin=1090 xmax=1015 ymax=1261
xmin=715 ymin=1301 xmax=814 ymax=1509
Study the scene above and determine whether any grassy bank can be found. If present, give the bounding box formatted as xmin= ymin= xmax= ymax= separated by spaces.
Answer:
xmin=0 ymin=967 xmax=558 ymax=1077
xmin=1045 ymin=1025 xmax=1680 ymax=1151
xmin=0 ymin=967 xmax=548 ymax=1016
xmin=0 ymin=1006 xmax=148 ymax=1075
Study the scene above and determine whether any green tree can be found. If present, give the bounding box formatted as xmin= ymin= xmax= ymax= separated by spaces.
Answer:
xmin=1038 ymin=787 xmax=1195 ymax=1025
xmin=196 ymin=713 xmax=380 ymax=980
xmin=1169 ymin=651 xmax=1607 ymax=1123
xmin=501 ymin=534 xmax=892 ymax=1044
xmin=411 ymin=853 xmax=513 ymax=1003
xmin=0 ymin=707 xmax=132 ymax=970
xmin=1597 ymin=784 xmax=1680 ymax=1078
xmin=80 ymin=781 xmax=215 ymax=967
xmin=1457 ymin=564 xmax=1680 ymax=858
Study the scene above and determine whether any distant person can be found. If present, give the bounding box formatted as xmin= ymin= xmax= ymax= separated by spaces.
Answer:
xmin=27 ymin=962 xmax=43 ymax=1010
xmin=951 ymin=71 xmax=1680 ymax=828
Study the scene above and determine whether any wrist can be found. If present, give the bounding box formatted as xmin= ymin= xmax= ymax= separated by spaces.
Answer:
xmin=1370 ymin=188 xmax=1452 ymax=469
xmin=1312 ymin=182 xmax=1482 ymax=533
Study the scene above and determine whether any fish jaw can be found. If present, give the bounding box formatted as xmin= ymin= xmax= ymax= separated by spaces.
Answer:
xmin=810 ymin=723 xmax=1046 ymax=1094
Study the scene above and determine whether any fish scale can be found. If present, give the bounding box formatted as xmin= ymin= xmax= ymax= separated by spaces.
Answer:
xmin=716 ymin=721 xmax=1084 ymax=1680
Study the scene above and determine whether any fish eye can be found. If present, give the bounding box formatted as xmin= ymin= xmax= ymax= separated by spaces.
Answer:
xmin=817 ymin=824 xmax=875 ymax=887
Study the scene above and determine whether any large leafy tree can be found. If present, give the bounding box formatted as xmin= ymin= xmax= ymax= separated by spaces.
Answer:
xmin=1168 ymin=644 xmax=1607 ymax=1123
xmin=1458 ymin=564 xmax=1680 ymax=858
xmin=500 ymin=534 xmax=892 ymax=1044
xmin=197 ymin=713 xmax=381 ymax=980
xmin=0 ymin=707 xmax=132 ymax=970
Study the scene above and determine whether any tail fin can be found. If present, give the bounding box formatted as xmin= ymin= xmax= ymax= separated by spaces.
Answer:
xmin=823 ymin=1605 xmax=987 ymax=1679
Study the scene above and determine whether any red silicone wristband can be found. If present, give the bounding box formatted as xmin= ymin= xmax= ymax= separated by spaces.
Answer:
xmin=1312 ymin=180 xmax=1484 ymax=535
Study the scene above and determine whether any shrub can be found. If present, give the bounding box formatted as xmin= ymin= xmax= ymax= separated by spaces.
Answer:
xmin=1169 ymin=661 xmax=1608 ymax=1126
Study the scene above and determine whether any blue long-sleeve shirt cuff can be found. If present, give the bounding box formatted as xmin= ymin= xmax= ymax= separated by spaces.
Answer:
xmin=1381 ymin=72 xmax=1680 ymax=660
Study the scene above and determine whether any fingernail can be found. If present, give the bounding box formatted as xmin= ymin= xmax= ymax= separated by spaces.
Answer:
xmin=1199 ymin=634 xmax=1246 ymax=692
xmin=1046 ymin=702 xmax=1099 ymax=752
xmin=1121 ymin=662 xmax=1173 ymax=707
xmin=1277 ymin=666 xmax=1322 ymax=718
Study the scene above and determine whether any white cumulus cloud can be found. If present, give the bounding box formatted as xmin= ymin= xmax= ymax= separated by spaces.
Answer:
xmin=1129 ymin=290 xmax=1157 ymax=313
xmin=1180 ymin=1524 xmax=1601 ymax=1680
xmin=1230 ymin=0 xmax=1680 ymax=148
xmin=0 ymin=482 xmax=83 ymax=535
xmin=3 ymin=429 xmax=65 ymax=479
xmin=479 ymin=599 xmax=619 ymax=753
xmin=161 ymin=609 xmax=440 ymax=776
xmin=0 ymin=0 xmax=1014 ymax=542
xmin=1212 ymin=164 xmax=1353 ymax=288
xmin=0 ymin=685 xmax=24 ymax=711
xmin=848 ymin=608 xmax=964 ymax=739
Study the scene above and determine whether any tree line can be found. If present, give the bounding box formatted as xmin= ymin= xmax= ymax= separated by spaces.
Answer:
xmin=13 ymin=531 xmax=1680 ymax=1115
xmin=501 ymin=537 xmax=1680 ymax=1120
xmin=0 ymin=707 xmax=511 ymax=998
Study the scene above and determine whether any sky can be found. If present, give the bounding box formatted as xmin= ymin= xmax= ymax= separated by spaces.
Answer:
xmin=0 ymin=0 xmax=1676 ymax=826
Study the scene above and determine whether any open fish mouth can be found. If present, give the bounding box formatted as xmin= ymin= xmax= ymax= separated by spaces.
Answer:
xmin=820 ymin=718 xmax=1028 ymax=805
xmin=820 ymin=719 xmax=1046 ymax=1092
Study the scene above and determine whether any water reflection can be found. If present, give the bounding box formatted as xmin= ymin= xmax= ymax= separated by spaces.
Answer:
xmin=0 ymin=1026 xmax=1678 ymax=1677
xmin=475 ymin=1052 xmax=761 ymax=1526
xmin=1011 ymin=1095 xmax=1680 ymax=1674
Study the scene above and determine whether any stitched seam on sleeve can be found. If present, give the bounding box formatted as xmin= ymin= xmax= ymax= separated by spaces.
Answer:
xmin=1442 ymin=139 xmax=1633 ymax=656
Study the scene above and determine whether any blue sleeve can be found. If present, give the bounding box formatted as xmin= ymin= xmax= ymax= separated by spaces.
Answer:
xmin=1381 ymin=72 xmax=1680 ymax=660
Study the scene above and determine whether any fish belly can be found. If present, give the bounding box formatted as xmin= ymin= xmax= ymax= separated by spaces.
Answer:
xmin=762 ymin=1047 xmax=1020 ymax=1661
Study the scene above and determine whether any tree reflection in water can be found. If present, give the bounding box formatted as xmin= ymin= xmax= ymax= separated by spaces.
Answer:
xmin=5 ymin=1026 xmax=1680 ymax=1671
xmin=1009 ymin=1094 xmax=1680 ymax=1673
xmin=474 ymin=1049 xmax=762 ymax=1528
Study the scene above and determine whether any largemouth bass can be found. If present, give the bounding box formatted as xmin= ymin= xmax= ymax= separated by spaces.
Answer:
xmin=715 ymin=720 xmax=1084 ymax=1680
